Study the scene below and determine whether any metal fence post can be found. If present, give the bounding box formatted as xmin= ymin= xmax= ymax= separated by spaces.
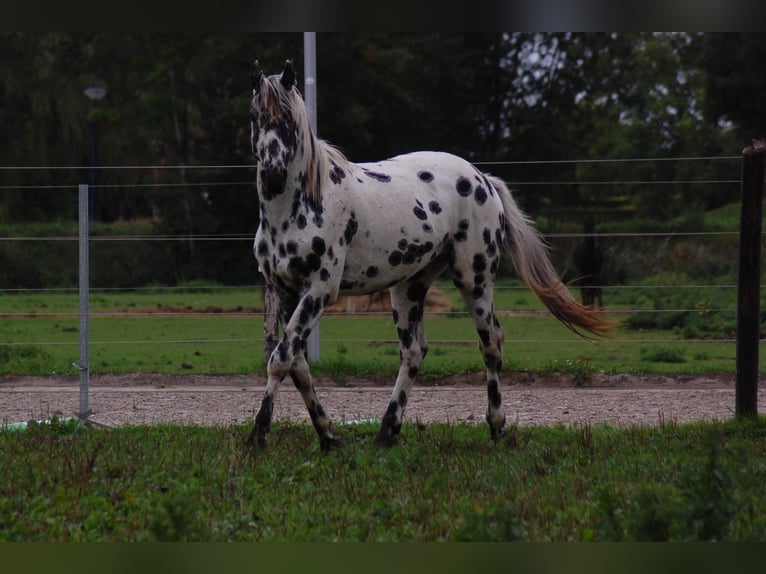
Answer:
xmin=76 ymin=184 xmax=91 ymax=420
xmin=304 ymin=32 xmax=321 ymax=363
xmin=736 ymin=140 xmax=765 ymax=417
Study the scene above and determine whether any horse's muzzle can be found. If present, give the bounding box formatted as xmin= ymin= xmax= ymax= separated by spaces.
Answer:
xmin=260 ymin=168 xmax=287 ymax=199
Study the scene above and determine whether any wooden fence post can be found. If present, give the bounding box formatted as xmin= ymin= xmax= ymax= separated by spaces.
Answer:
xmin=736 ymin=140 xmax=765 ymax=417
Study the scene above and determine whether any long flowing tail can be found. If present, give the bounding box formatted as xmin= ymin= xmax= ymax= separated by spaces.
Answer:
xmin=487 ymin=175 xmax=611 ymax=339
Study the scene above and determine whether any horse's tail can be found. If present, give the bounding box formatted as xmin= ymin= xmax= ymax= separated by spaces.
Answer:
xmin=487 ymin=175 xmax=611 ymax=339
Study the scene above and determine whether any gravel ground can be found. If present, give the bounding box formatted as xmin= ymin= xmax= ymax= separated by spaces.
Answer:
xmin=2 ymin=372 xmax=762 ymax=429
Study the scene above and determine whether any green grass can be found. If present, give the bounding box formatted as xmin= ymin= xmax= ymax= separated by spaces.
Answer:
xmin=2 ymin=416 xmax=766 ymax=541
xmin=0 ymin=282 xmax=748 ymax=377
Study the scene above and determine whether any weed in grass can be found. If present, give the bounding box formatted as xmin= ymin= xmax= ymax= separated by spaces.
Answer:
xmin=640 ymin=346 xmax=686 ymax=364
xmin=542 ymin=358 xmax=594 ymax=386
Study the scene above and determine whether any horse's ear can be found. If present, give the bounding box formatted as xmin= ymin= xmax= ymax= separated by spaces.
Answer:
xmin=280 ymin=60 xmax=295 ymax=90
xmin=250 ymin=60 xmax=263 ymax=92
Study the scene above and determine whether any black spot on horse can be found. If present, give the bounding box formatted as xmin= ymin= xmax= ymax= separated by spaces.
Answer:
xmin=422 ymin=223 xmax=433 ymax=233
xmin=407 ymin=282 xmax=427 ymax=303
xmin=288 ymin=256 xmax=311 ymax=277
xmin=477 ymin=328 xmax=491 ymax=347
xmin=488 ymin=379 xmax=502 ymax=408
xmin=407 ymin=304 xmax=422 ymax=323
xmin=291 ymin=335 xmax=305 ymax=355
xmin=472 ymin=286 xmax=484 ymax=299
xmin=473 ymin=254 xmax=487 ymax=273
xmin=398 ymin=239 xmax=409 ymax=250
xmin=344 ymin=216 xmax=358 ymax=244
xmin=428 ymin=201 xmax=442 ymax=214
xmin=366 ymin=266 xmax=379 ymax=277
xmin=413 ymin=205 xmax=428 ymax=220
xmin=455 ymin=219 xmax=470 ymax=242
xmin=388 ymin=251 xmax=403 ymax=266
xmin=397 ymin=327 xmax=413 ymax=349
xmin=297 ymin=214 xmax=307 ymax=229
xmin=474 ymin=186 xmax=487 ymax=205
xmin=364 ymin=170 xmax=392 ymax=183
xmin=456 ymin=177 xmax=472 ymax=197
xmin=418 ymin=171 xmax=434 ymax=183
xmin=286 ymin=240 xmax=298 ymax=255
xmin=329 ymin=161 xmax=346 ymax=185
xmin=320 ymin=268 xmax=330 ymax=281
xmin=311 ymin=236 xmax=326 ymax=256
xmin=256 ymin=240 xmax=269 ymax=256
xmin=268 ymin=138 xmax=280 ymax=158
xmin=306 ymin=253 xmax=322 ymax=271
xmin=399 ymin=390 xmax=409 ymax=406
xmin=484 ymin=353 xmax=500 ymax=372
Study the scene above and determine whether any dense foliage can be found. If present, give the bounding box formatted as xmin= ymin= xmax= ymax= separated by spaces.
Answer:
xmin=0 ymin=33 xmax=761 ymax=287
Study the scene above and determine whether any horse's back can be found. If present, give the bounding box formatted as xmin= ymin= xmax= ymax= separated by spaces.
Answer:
xmin=334 ymin=150 xmax=505 ymax=295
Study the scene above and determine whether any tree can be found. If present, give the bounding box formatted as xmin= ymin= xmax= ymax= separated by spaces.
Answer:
xmin=697 ymin=33 xmax=766 ymax=142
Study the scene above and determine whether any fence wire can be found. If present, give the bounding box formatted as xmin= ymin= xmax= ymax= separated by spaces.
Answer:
xmin=0 ymin=156 xmax=757 ymax=363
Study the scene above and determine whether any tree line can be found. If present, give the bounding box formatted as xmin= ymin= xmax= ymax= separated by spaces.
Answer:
xmin=1 ymin=33 xmax=763 ymax=223
xmin=0 ymin=33 xmax=763 ymax=287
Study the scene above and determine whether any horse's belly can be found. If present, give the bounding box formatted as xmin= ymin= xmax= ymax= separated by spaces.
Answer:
xmin=340 ymin=236 xmax=445 ymax=295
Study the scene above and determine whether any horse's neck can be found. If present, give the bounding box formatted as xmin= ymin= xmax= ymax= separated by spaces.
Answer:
xmin=257 ymin=156 xmax=315 ymax=218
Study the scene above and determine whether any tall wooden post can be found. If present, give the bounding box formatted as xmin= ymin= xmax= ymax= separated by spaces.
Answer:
xmin=736 ymin=140 xmax=765 ymax=417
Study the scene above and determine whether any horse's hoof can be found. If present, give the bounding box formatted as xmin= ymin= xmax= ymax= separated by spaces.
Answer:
xmin=245 ymin=426 xmax=268 ymax=449
xmin=319 ymin=435 xmax=342 ymax=451
xmin=374 ymin=432 xmax=396 ymax=448
xmin=489 ymin=426 xmax=506 ymax=444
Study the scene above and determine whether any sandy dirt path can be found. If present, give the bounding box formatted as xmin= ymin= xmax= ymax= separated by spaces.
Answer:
xmin=2 ymin=372 xmax=762 ymax=429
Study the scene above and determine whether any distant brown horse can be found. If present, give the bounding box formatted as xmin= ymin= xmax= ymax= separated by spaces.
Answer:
xmin=573 ymin=214 xmax=604 ymax=308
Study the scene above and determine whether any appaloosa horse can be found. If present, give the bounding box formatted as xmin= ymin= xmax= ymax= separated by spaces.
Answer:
xmin=246 ymin=60 xmax=609 ymax=450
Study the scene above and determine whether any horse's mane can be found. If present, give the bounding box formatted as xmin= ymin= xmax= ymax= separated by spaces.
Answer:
xmin=259 ymin=76 xmax=351 ymax=207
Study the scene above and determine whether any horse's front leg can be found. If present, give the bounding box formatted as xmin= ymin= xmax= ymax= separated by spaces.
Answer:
xmin=247 ymin=290 xmax=338 ymax=450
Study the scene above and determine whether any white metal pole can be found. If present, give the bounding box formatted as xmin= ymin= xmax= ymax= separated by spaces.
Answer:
xmin=77 ymin=184 xmax=91 ymax=419
xmin=304 ymin=32 xmax=321 ymax=363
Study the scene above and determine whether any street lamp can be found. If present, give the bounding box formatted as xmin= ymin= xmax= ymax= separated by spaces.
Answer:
xmin=84 ymin=86 xmax=107 ymax=221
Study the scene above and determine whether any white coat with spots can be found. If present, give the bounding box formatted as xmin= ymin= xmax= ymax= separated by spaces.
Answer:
xmin=246 ymin=60 xmax=609 ymax=450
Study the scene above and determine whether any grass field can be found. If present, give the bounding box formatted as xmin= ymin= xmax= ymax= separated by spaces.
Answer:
xmin=2 ymin=416 xmax=766 ymax=541
xmin=0 ymin=282 xmax=747 ymax=377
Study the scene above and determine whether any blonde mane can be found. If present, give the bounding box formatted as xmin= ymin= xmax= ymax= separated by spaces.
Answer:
xmin=260 ymin=76 xmax=351 ymax=208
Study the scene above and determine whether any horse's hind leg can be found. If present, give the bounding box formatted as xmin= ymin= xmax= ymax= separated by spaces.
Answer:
xmin=452 ymin=257 xmax=506 ymax=441
xmin=375 ymin=281 xmax=429 ymax=447
xmin=468 ymin=293 xmax=506 ymax=441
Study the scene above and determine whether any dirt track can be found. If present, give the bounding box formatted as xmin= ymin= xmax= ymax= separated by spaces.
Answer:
xmin=2 ymin=372 xmax=763 ymax=429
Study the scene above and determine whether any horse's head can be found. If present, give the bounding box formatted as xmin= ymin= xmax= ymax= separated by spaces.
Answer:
xmin=250 ymin=60 xmax=299 ymax=199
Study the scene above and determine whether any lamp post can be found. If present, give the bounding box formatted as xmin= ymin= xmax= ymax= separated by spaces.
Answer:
xmin=84 ymin=86 xmax=107 ymax=221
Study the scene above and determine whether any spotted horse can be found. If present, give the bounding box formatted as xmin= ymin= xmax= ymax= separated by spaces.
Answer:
xmin=245 ymin=60 xmax=610 ymax=450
